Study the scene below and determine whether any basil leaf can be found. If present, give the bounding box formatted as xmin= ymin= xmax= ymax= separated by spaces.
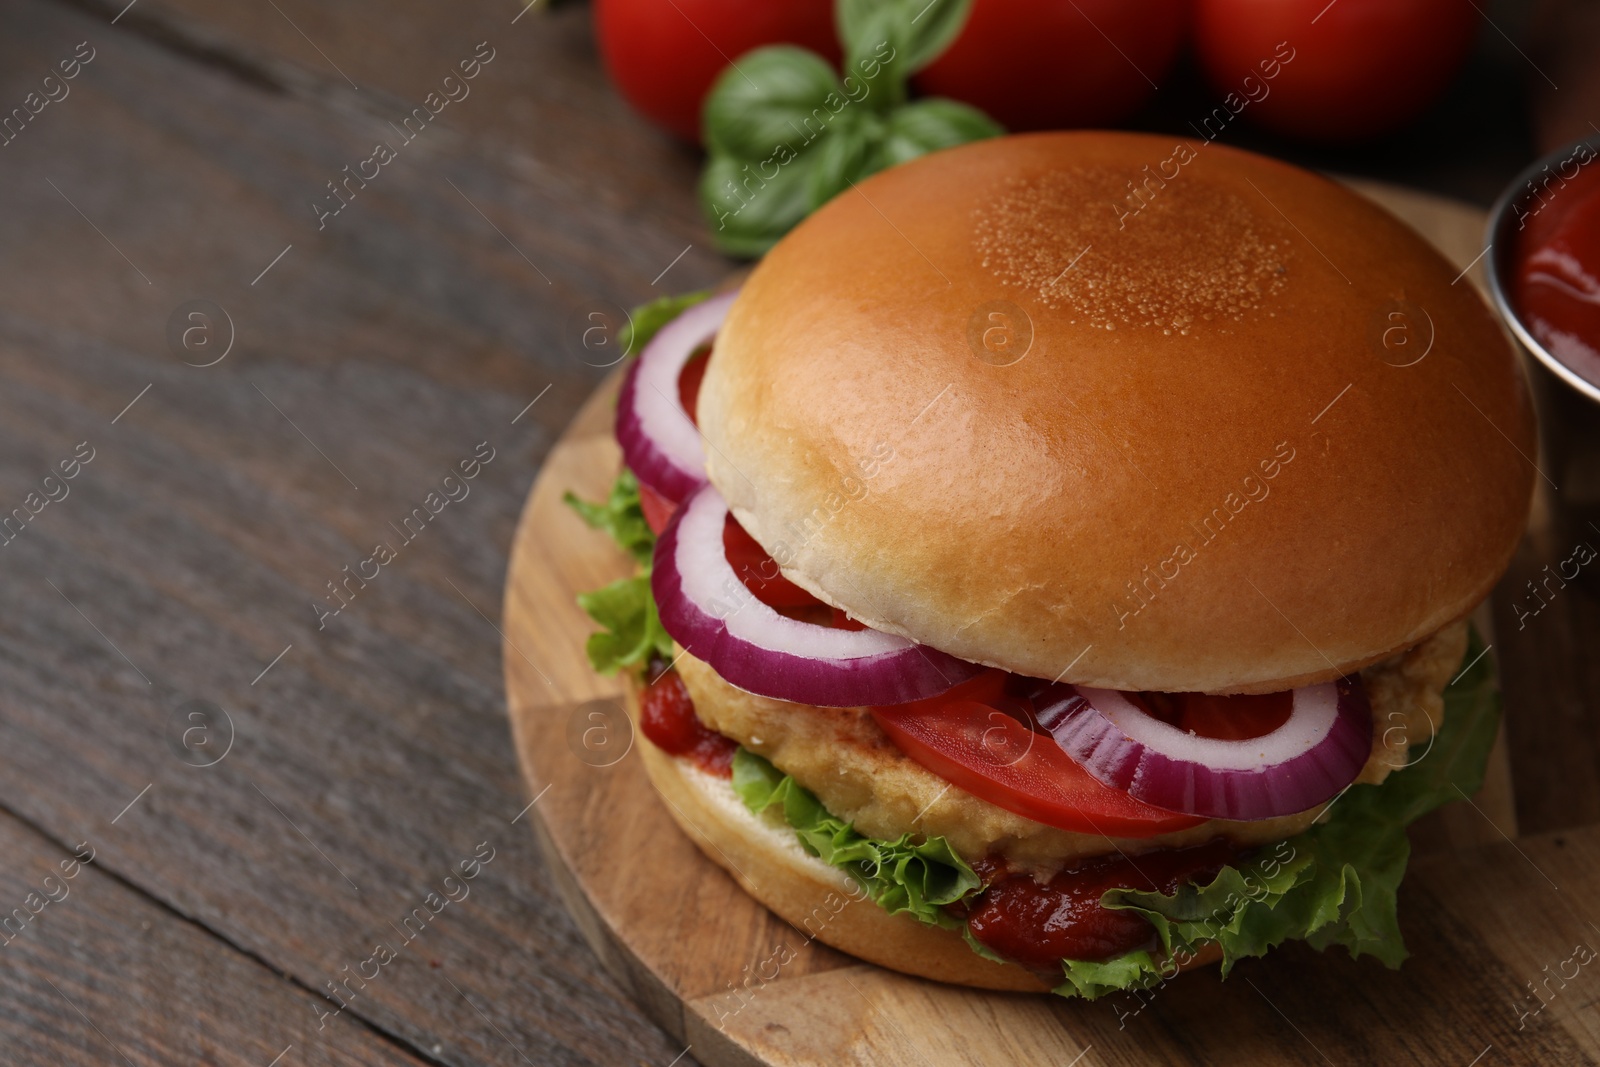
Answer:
xmin=840 ymin=5 xmax=909 ymax=111
xmin=696 ymin=0 xmax=997 ymax=255
xmin=833 ymin=0 xmax=876 ymax=49
xmin=700 ymin=150 xmax=817 ymax=258
xmin=836 ymin=0 xmax=971 ymax=73
xmin=703 ymin=46 xmax=842 ymax=159
xmin=899 ymin=0 xmax=972 ymax=70
xmin=874 ymin=97 xmax=1002 ymax=168
xmin=805 ymin=114 xmax=874 ymax=210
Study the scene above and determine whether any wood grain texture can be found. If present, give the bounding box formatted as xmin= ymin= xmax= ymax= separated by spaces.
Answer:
xmin=506 ymin=185 xmax=1572 ymax=1066
xmin=0 ymin=805 xmax=437 ymax=1066
xmin=0 ymin=0 xmax=720 ymax=1063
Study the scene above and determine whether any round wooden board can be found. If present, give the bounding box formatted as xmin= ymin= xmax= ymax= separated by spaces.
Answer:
xmin=502 ymin=183 xmax=1532 ymax=1067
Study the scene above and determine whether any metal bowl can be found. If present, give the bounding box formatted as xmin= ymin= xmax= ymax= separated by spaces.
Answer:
xmin=1483 ymin=132 xmax=1600 ymax=561
xmin=1484 ymin=131 xmax=1600 ymax=404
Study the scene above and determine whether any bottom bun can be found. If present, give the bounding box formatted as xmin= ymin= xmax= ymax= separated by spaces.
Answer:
xmin=625 ymin=678 xmax=1223 ymax=993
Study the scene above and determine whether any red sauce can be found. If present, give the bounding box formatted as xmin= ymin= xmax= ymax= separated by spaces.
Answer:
xmin=1513 ymin=147 xmax=1600 ymax=384
xmin=638 ymin=668 xmax=737 ymax=777
xmin=963 ymin=841 xmax=1240 ymax=969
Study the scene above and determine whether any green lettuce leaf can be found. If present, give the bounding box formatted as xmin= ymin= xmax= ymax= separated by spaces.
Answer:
xmin=573 ymin=574 xmax=672 ymax=675
xmin=563 ymin=469 xmax=654 ymax=568
xmin=566 ymin=290 xmax=711 ymax=674
xmin=619 ymin=290 xmax=710 ymax=359
xmin=732 ymin=748 xmax=980 ymax=927
xmin=1059 ymin=629 xmax=1501 ymax=999
xmin=565 ymin=470 xmax=672 ymax=674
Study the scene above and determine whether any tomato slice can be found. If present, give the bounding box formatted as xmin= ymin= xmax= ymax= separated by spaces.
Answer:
xmin=634 ymin=343 xmax=714 ymax=538
xmin=723 ymin=517 xmax=826 ymax=609
xmin=871 ymin=672 xmax=1207 ymax=838
xmin=830 ymin=606 xmax=866 ymax=631
xmin=637 ymin=480 xmax=677 ymax=536
xmin=1127 ymin=690 xmax=1292 ymax=742
xmin=678 ymin=345 xmax=711 ymax=424
xmin=635 ymin=328 xmax=861 ymax=624
xmin=638 ymin=481 xmax=832 ymax=613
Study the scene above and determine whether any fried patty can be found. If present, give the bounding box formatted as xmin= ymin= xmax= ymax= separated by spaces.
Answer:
xmin=676 ymin=621 xmax=1468 ymax=875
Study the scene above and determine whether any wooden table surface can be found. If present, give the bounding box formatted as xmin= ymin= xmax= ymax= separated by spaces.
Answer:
xmin=0 ymin=1 xmax=1594 ymax=1065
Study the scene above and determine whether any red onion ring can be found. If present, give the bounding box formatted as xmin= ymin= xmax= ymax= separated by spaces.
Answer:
xmin=1038 ymin=679 xmax=1372 ymax=821
xmin=615 ymin=291 xmax=735 ymax=503
xmin=651 ymin=482 xmax=983 ymax=707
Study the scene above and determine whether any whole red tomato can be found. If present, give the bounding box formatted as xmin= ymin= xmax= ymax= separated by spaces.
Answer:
xmin=912 ymin=0 xmax=1188 ymax=130
xmin=593 ymin=0 xmax=840 ymax=144
xmin=1192 ymin=0 xmax=1478 ymax=141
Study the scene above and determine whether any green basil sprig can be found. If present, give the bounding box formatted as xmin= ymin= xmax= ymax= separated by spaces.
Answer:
xmin=699 ymin=0 xmax=1001 ymax=257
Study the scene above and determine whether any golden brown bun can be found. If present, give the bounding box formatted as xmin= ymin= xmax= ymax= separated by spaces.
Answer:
xmin=626 ymin=677 xmax=1222 ymax=991
xmin=698 ymin=132 xmax=1535 ymax=693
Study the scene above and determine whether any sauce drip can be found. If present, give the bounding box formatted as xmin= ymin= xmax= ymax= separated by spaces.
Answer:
xmin=963 ymin=841 xmax=1240 ymax=968
xmin=638 ymin=668 xmax=736 ymax=777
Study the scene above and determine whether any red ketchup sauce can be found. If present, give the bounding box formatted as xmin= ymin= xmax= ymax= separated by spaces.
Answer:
xmin=962 ymin=841 xmax=1241 ymax=969
xmin=637 ymin=667 xmax=737 ymax=777
xmin=1513 ymin=149 xmax=1600 ymax=383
